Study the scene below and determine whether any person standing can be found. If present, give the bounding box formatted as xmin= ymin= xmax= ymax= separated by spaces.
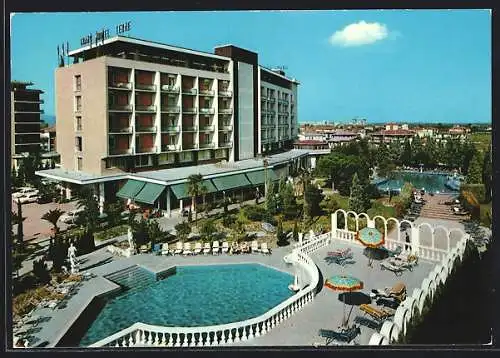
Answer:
xmin=405 ymin=232 xmax=411 ymax=251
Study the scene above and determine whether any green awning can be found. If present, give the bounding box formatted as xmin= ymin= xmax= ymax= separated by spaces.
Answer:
xmin=116 ymin=179 xmax=146 ymax=199
xmin=170 ymin=180 xmax=217 ymax=200
xmin=134 ymin=183 xmax=166 ymax=204
xmin=245 ymin=170 xmax=278 ymax=186
xmin=212 ymin=174 xmax=251 ymax=191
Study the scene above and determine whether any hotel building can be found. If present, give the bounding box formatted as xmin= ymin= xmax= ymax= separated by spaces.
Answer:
xmin=11 ymin=81 xmax=44 ymax=169
xmin=37 ymin=36 xmax=306 ymax=214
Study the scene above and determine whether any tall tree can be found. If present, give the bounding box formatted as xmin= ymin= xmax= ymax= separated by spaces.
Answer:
xmin=16 ymin=200 xmax=24 ymax=249
xmin=466 ymin=151 xmax=483 ymax=184
xmin=76 ymin=186 xmax=100 ymax=233
xmin=400 ymin=138 xmax=412 ymax=167
xmin=265 ymin=181 xmax=278 ymax=215
xmin=304 ymin=182 xmax=324 ymax=220
xmin=482 ymin=147 xmax=492 ymax=202
xmin=349 ymin=173 xmax=369 ymax=213
xmin=280 ymin=181 xmax=298 ymax=220
xmin=187 ymin=174 xmax=206 ymax=226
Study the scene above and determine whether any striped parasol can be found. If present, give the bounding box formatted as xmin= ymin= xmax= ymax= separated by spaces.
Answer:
xmin=325 ymin=275 xmax=364 ymax=327
xmin=356 ymin=227 xmax=385 ymax=267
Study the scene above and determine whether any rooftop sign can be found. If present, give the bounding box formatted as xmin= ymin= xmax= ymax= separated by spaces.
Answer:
xmin=80 ymin=21 xmax=132 ymax=47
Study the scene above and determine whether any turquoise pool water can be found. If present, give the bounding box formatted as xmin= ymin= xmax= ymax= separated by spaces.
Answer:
xmin=376 ymin=172 xmax=459 ymax=193
xmin=79 ymin=264 xmax=293 ymax=346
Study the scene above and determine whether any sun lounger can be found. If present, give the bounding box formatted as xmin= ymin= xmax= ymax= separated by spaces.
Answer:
xmin=203 ymin=242 xmax=211 ymax=255
xmin=318 ymin=325 xmax=361 ymax=345
xmin=371 ymin=282 xmax=407 ymax=302
xmin=241 ymin=242 xmax=251 ymax=254
xmin=261 ymin=242 xmax=271 ymax=255
xmin=327 ymin=248 xmax=352 ymax=257
xmin=386 ymin=256 xmax=417 ymax=271
xmin=221 ymin=241 xmax=229 ymax=254
xmin=395 ymin=251 xmax=419 ymax=265
xmin=174 ymin=242 xmax=183 ymax=255
xmin=231 ymin=241 xmax=240 ymax=254
xmin=152 ymin=244 xmax=162 ymax=255
xmin=140 ymin=245 xmax=149 ymax=253
xmin=359 ymin=304 xmax=394 ymax=323
xmin=384 ymin=245 xmax=402 ymax=257
xmin=194 ymin=242 xmax=202 ymax=255
xmin=161 ymin=243 xmax=170 ymax=256
xmin=212 ymin=241 xmax=220 ymax=255
xmin=251 ymin=241 xmax=260 ymax=253
xmin=183 ymin=242 xmax=193 ymax=256
xmin=380 ymin=260 xmax=408 ymax=276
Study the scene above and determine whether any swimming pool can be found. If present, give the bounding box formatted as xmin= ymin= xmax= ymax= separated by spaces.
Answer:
xmin=375 ymin=171 xmax=460 ymax=193
xmin=79 ymin=264 xmax=294 ymax=346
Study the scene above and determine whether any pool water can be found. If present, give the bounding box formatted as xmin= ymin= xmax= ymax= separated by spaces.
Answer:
xmin=376 ymin=172 xmax=459 ymax=193
xmin=79 ymin=264 xmax=294 ymax=346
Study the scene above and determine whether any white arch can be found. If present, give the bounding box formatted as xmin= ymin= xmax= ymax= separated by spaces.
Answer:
xmin=402 ymin=297 xmax=417 ymax=319
xmin=373 ymin=215 xmax=388 ymax=237
xmin=412 ymin=288 xmax=426 ymax=314
xmin=387 ymin=217 xmax=401 ymax=242
xmin=368 ymin=332 xmax=390 ymax=345
xmin=357 ymin=212 xmax=370 ymax=230
xmin=417 ymin=222 xmax=434 ymax=250
xmin=345 ymin=210 xmax=358 ymax=231
xmin=439 ymin=268 xmax=448 ymax=285
xmin=380 ymin=321 xmax=400 ymax=343
xmin=394 ymin=306 xmax=410 ymax=335
xmin=433 ymin=225 xmax=450 ymax=252
xmin=334 ymin=209 xmax=348 ymax=230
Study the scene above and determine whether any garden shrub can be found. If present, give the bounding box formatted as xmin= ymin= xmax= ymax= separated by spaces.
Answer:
xmin=94 ymin=224 xmax=129 ymax=242
xmin=33 ymin=258 xmax=50 ymax=285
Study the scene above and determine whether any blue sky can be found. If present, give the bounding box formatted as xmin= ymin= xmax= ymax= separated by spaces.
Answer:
xmin=11 ymin=10 xmax=491 ymax=124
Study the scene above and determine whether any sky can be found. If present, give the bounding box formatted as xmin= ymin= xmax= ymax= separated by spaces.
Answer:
xmin=11 ymin=10 xmax=491 ymax=124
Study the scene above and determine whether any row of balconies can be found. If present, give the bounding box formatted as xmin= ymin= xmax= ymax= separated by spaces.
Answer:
xmin=105 ymin=104 xmax=233 ymax=114
xmin=108 ymin=82 xmax=233 ymax=98
xmin=108 ymin=141 xmax=233 ymax=156
xmin=108 ymin=124 xmax=232 ymax=134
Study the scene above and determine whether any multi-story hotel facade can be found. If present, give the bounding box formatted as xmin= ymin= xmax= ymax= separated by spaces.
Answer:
xmin=37 ymin=36 xmax=306 ymax=215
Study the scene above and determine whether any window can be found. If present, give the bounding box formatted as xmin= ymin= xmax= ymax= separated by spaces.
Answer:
xmin=77 ymin=157 xmax=83 ymax=171
xmin=169 ymin=136 xmax=176 ymax=145
xmin=75 ymin=136 xmax=82 ymax=151
xmin=109 ymin=136 xmax=116 ymax=149
xmin=76 ymin=116 xmax=82 ymax=131
xmin=75 ymin=75 xmax=82 ymax=91
xmin=135 ymin=155 xmax=151 ymax=167
xmin=75 ymin=96 xmax=82 ymax=112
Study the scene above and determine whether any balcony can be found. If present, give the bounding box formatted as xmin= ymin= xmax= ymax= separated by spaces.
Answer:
xmin=161 ymin=85 xmax=180 ymax=93
xmin=135 ymin=105 xmax=156 ymax=112
xmin=108 ymin=82 xmax=132 ymax=90
xmin=182 ymin=88 xmax=197 ymax=95
xmin=199 ymin=125 xmax=214 ymax=132
xmin=136 ymin=146 xmax=157 ymax=154
xmin=109 ymin=104 xmax=132 ymax=112
xmin=161 ymin=126 xmax=179 ymax=133
xmin=199 ymin=142 xmax=215 ymax=149
xmin=199 ymin=89 xmax=215 ymax=96
xmin=109 ymin=147 xmax=132 ymax=156
xmin=161 ymin=105 xmax=180 ymax=113
xmin=161 ymin=144 xmax=179 ymax=152
xmin=183 ymin=107 xmax=197 ymax=114
xmin=135 ymin=125 xmax=157 ymax=133
xmin=183 ymin=143 xmax=199 ymax=150
xmin=199 ymin=108 xmax=215 ymax=115
xmin=182 ymin=125 xmax=198 ymax=132
xmin=218 ymin=90 xmax=232 ymax=97
xmin=109 ymin=126 xmax=133 ymax=134
xmin=218 ymin=124 xmax=232 ymax=131
xmin=219 ymin=108 xmax=233 ymax=115
xmin=269 ymin=98 xmax=276 ymax=104
xmin=135 ymin=83 xmax=157 ymax=92
xmin=219 ymin=142 xmax=233 ymax=148
xmin=15 ymin=98 xmax=45 ymax=104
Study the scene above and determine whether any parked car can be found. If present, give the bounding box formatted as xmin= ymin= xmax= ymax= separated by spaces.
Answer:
xmin=59 ymin=208 xmax=85 ymax=224
xmin=12 ymin=187 xmax=39 ymax=199
xmin=19 ymin=193 xmax=40 ymax=204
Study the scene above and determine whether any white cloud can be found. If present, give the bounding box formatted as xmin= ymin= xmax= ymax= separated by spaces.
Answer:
xmin=329 ymin=21 xmax=390 ymax=47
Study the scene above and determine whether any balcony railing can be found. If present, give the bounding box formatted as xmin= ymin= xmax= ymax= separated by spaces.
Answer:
xmin=161 ymin=144 xmax=179 ymax=152
xmin=219 ymin=142 xmax=233 ymax=148
xmin=161 ymin=85 xmax=180 ymax=93
xmin=136 ymin=146 xmax=157 ymax=154
xmin=135 ymin=83 xmax=156 ymax=91
xmin=199 ymin=125 xmax=214 ymax=131
xmin=219 ymin=108 xmax=233 ymax=115
xmin=218 ymin=90 xmax=232 ymax=97
xmin=109 ymin=147 xmax=132 ymax=155
xmin=218 ymin=124 xmax=232 ymax=131
xmin=199 ymin=89 xmax=215 ymax=96
xmin=135 ymin=126 xmax=157 ymax=133
xmin=183 ymin=143 xmax=199 ymax=150
xmin=269 ymin=98 xmax=276 ymax=104
xmin=108 ymin=82 xmax=132 ymax=90
xmin=109 ymin=126 xmax=133 ymax=133
xmin=161 ymin=105 xmax=180 ymax=113
xmin=182 ymin=88 xmax=197 ymax=95
xmin=109 ymin=104 xmax=132 ymax=111
xmin=199 ymin=142 xmax=215 ymax=149
xmin=135 ymin=105 xmax=156 ymax=112
xmin=182 ymin=125 xmax=197 ymax=132
xmin=199 ymin=108 xmax=215 ymax=114
xmin=183 ymin=107 xmax=197 ymax=114
xmin=161 ymin=126 xmax=179 ymax=133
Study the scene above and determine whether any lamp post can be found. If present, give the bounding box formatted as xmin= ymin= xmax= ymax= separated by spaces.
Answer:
xmin=263 ymin=158 xmax=269 ymax=198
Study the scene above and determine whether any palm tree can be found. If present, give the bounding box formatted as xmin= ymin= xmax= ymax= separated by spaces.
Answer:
xmin=296 ymin=168 xmax=311 ymax=227
xmin=41 ymin=208 xmax=65 ymax=234
xmin=187 ymin=174 xmax=206 ymax=226
xmin=76 ymin=186 xmax=100 ymax=233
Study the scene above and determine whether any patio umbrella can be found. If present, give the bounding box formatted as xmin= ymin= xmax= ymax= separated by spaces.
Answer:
xmin=325 ymin=275 xmax=364 ymax=327
xmin=338 ymin=292 xmax=372 ymax=325
xmin=363 ymin=247 xmax=389 ymax=262
xmin=356 ymin=227 xmax=385 ymax=267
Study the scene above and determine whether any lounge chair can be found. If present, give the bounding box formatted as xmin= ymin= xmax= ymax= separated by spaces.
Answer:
xmin=395 ymin=251 xmax=419 ymax=265
xmin=221 ymin=241 xmax=229 ymax=254
xmin=380 ymin=260 xmax=408 ymax=276
xmin=251 ymin=240 xmax=260 ymax=253
xmin=174 ymin=242 xmax=183 ymax=255
xmin=139 ymin=245 xmax=149 ymax=253
xmin=359 ymin=304 xmax=394 ymax=323
xmin=384 ymin=245 xmax=402 ymax=257
xmin=318 ymin=325 xmax=361 ymax=345
xmin=194 ymin=242 xmax=202 ymax=255
xmin=161 ymin=243 xmax=170 ymax=256
xmin=386 ymin=256 xmax=417 ymax=271
xmin=212 ymin=241 xmax=220 ymax=255
xmin=371 ymin=282 xmax=407 ymax=302
xmin=231 ymin=241 xmax=240 ymax=254
xmin=241 ymin=242 xmax=251 ymax=254
xmin=375 ymin=297 xmax=400 ymax=310
xmin=203 ymin=242 xmax=211 ymax=255
xmin=261 ymin=242 xmax=271 ymax=255
xmin=327 ymin=247 xmax=352 ymax=257
xmin=183 ymin=242 xmax=193 ymax=256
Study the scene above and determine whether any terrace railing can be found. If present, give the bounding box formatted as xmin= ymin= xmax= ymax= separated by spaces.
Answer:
xmin=88 ymin=232 xmax=331 ymax=348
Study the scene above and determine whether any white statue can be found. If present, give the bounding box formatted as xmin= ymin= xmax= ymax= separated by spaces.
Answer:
xmin=127 ymin=228 xmax=136 ymax=255
xmin=68 ymin=243 xmax=78 ymax=274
